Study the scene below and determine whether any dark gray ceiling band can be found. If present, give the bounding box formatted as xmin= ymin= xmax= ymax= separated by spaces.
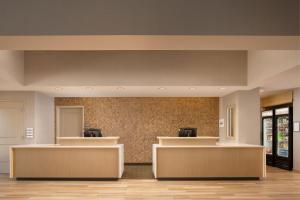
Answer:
xmin=0 ymin=0 xmax=298 ymax=36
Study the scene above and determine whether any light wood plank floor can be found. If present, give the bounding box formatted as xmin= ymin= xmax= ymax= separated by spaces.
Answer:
xmin=0 ymin=166 xmax=300 ymax=200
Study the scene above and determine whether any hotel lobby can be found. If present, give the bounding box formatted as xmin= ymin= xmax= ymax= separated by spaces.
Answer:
xmin=0 ymin=0 xmax=300 ymax=199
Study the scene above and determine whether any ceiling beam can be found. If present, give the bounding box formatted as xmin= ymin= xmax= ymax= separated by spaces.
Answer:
xmin=0 ymin=36 xmax=298 ymax=50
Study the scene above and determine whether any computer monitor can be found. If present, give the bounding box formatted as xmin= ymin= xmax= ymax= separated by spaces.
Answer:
xmin=84 ymin=128 xmax=102 ymax=137
xmin=178 ymin=128 xmax=197 ymax=137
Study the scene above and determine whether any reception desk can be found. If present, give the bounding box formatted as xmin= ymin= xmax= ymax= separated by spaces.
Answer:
xmin=10 ymin=138 xmax=124 ymax=179
xmin=153 ymin=137 xmax=266 ymax=179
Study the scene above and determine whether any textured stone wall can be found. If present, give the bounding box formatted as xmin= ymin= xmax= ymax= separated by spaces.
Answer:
xmin=55 ymin=97 xmax=219 ymax=163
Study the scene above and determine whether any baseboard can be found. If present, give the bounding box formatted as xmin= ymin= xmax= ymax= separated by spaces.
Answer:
xmin=16 ymin=177 xmax=119 ymax=181
xmin=293 ymin=169 xmax=300 ymax=173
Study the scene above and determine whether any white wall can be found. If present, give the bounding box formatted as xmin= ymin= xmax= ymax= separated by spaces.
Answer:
xmin=238 ymin=89 xmax=261 ymax=145
xmin=0 ymin=91 xmax=55 ymax=174
xmin=24 ymin=51 xmax=247 ymax=86
xmin=219 ymin=88 xmax=261 ymax=145
xmin=0 ymin=91 xmax=35 ymax=173
xmin=248 ymin=50 xmax=300 ymax=86
xmin=0 ymin=91 xmax=55 ymax=145
xmin=34 ymin=93 xmax=55 ymax=144
xmin=0 ymin=51 xmax=24 ymax=86
xmin=293 ymin=88 xmax=300 ymax=171
xmin=219 ymin=92 xmax=239 ymax=143
xmin=0 ymin=91 xmax=35 ymax=144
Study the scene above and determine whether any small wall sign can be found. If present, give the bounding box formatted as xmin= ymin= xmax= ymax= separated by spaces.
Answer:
xmin=219 ymin=118 xmax=225 ymax=128
xmin=294 ymin=122 xmax=300 ymax=132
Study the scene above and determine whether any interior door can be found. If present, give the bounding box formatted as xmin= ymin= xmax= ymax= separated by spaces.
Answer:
xmin=57 ymin=107 xmax=84 ymax=137
xmin=0 ymin=101 xmax=24 ymax=173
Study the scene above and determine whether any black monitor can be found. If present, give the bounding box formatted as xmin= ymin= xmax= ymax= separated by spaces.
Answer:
xmin=178 ymin=128 xmax=197 ymax=137
xmin=84 ymin=128 xmax=102 ymax=137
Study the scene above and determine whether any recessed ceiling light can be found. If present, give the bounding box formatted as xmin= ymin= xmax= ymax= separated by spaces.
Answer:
xmin=158 ymin=87 xmax=166 ymax=90
xmin=85 ymin=86 xmax=94 ymax=90
xmin=259 ymin=89 xmax=265 ymax=93
xmin=219 ymin=87 xmax=226 ymax=90
xmin=55 ymin=87 xmax=63 ymax=91
xmin=116 ymin=86 xmax=125 ymax=90
xmin=189 ymin=87 xmax=196 ymax=90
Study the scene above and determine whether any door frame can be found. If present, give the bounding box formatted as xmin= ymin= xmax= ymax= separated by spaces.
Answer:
xmin=55 ymin=106 xmax=84 ymax=140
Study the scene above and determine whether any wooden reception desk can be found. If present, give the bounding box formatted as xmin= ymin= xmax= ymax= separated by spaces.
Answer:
xmin=153 ymin=137 xmax=266 ymax=179
xmin=10 ymin=138 xmax=124 ymax=179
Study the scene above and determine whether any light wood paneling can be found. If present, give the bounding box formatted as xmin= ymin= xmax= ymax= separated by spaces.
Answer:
xmin=56 ymin=137 xmax=119 ymax=146
xmin=1 ymin=167 xmax=300 ymax=199
xmin=261 ymin=90 xmax=293 ymax=108
xmin=11 ymin=146 xmax=123 ymax=178
xmin=55 ymin=97 xmax=219 ymax=163
xmin=157 ymin=136 xmax=219 ymax=146
xmin=154 ymin=146 xmax=265 ymax=178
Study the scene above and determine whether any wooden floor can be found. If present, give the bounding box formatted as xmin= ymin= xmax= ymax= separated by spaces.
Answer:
xmin=0 ymin=166 xmax=300 ymax=200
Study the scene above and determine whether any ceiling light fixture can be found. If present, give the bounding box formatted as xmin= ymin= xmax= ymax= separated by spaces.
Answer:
xmin=54 ymin=87 xmax=63 ymax=91
xmin=219 ymin=87 xmax=226 ymax=90
xmin=158 ymin=87 xmax=166 ymax=90
xmin=259 ymin=89 xmax=265 ymax=93
xmin=189 ymin=87 xmax=196 ymax=90
xmin=85 ymin=86 xmax=94 ymax=90
xmin=116 ymin=86 xmax=125 ymax=90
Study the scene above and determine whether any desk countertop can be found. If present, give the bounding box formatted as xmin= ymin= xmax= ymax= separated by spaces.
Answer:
xmin=10 ymin=144 xmax=124 ymax=149
xmin=153 ymin=143 xmax=264 ymax=148
xmin=56 ymin=137 xmax=120 ymax=140
xmin=157 ymin=136 xmax=219 ymax=140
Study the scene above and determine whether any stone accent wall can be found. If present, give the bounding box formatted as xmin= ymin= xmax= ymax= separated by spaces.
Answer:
xmin=55 ymin=97 xmax=219 ymax=163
